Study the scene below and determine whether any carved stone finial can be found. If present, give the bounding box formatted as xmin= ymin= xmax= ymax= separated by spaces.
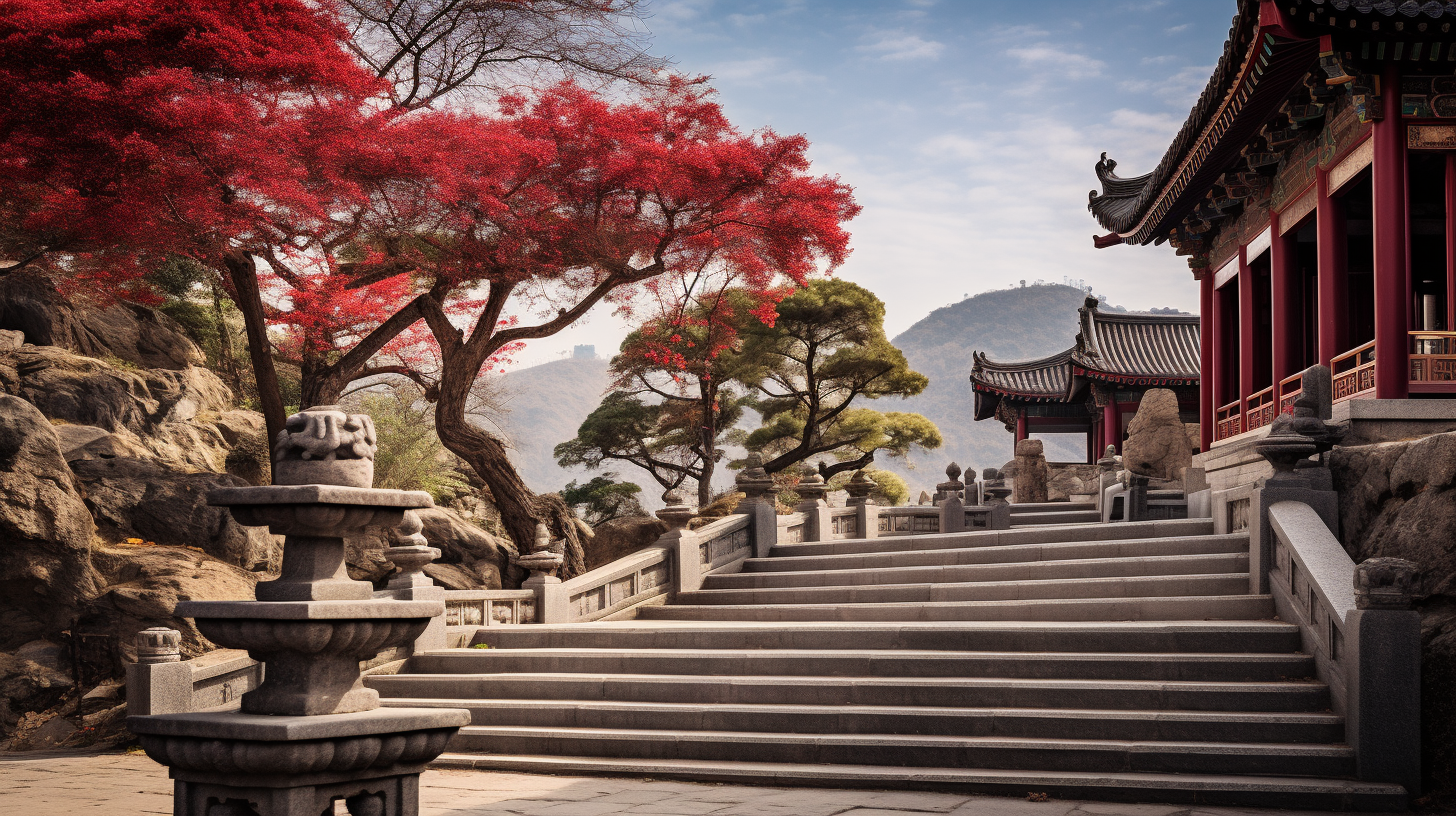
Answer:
xmin=735 ymin=452 xmax=775 ymax=504
xmin=945 ymin=462 xmax=961 ymax=482
xmin=136 ymin=627 xmax=182 ymax=664
xmin=845 ymin=469 xmax=877 ymax=506
xmin=1098 ymin=445 xmax=1118 ymax=473
xmin=385 ymin=509 xmax=440 ymax=589
xmin=271 ymin=405 xmax=377 ymax=487
xmin=795 ymin=471 xmax=828 ymax=504
xmin=513 ymin=521 xmax=565 ymax=578
xmin=1354 ymin=557 xmax=1419 ymax=610
xmin=656 ymin=489 xmax=693 ymax=531
xmin=981 ymin=467 xmax=999 ymax=482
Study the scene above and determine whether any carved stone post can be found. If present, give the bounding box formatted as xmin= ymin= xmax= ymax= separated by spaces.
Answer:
xmin=658 ymin=490 xmax=702 ymax=594
xmin=384 ymin=510 xmax=447 ymax=651
xmin=126 ymin=628 xmax=192 ymax=716
xmin=735 ymin=454 xmax=779 ymax=558
xmin=1249 ymin=384 xmax=1342 ymax=594
xmin=515 ymin=522 xmax=567 ymax=624
xmin=794 ymin=470 xmax=832 ymax=542
xmin=845 ymin=470 xmax=879 ymax=541
xmin=937 ymin=462 xmax=967 ymax=534
xmin=1346 ymin=558 xmax=1421 ymax=795
xmin=980 ymin=468 xmax=1012 ymax=530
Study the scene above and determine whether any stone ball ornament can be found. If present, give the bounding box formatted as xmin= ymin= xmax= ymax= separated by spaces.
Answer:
xmin=273 ymin=404 xmax=378 ymax=488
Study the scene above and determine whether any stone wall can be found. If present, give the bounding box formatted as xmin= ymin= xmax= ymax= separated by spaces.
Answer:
xmin=1046 ymin=463 xmax=1100 ymax=501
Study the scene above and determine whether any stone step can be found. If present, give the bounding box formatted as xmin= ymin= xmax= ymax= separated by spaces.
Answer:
xmin=368 ymin=673 xmax=1330 ymax=711
xmin=708 ymin=552 xmax=1249 ymax=590
xmin=677 ymin=573 xmax=1250 ymax=606
xmin=446 ymin=726 xmax=1356 ymax=778
xmin=382 ymin=698 xmax=1344 ymax=743
xmin=1009 ymin=502 xmax=1098 ymax=513
xmin=636 ymin=593 xmax=1276 ymax=623
xmin=744 ymin=533 xmax=1248 ymax=574
xmin=769 ymin=518 xmax=1216 ymax=558
xmin=428 ymin=754 xmax=1406 ymax=810
xmin=1010 ymin=510 xmax=1105 ymax=526
xmin=401 ymin=648 xmax=1313 ymax=682
xmin=455 ymin=620 xmax=1303 ymax=654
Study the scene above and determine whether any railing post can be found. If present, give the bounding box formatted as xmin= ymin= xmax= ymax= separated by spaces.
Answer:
xmin=1347 ymin=558 xmax=1421 ymax=795
xmin=937 ymin=462 xmax=967 ymax=534
xmin=1250 ymin=366 xmax=1341 ymax=593
xmin=385 ymin=510 xmax=447 ymax=650
xmin=125 ymin=627 xmax=191 ymax=716
xmin=516 ymin=521 xmax=569 ymax=623
xmin=658 ymin=491 xmax=702 ymax=594
xmin=735 ymin=453 xmax=780 ymax=558
xmin=845 ymin=470 xmax=878 ymax=540
xmin=794 ymin=471 xmax=831 ymax=542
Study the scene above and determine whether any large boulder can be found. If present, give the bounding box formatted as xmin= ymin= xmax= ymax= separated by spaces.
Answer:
xmin=70 ymin=456 xmax=278 ymax=571
xmin=0 ymin=271 xmax=203 ymax=370
xmin=1012 ymin=438 xmax=1049 ymax=504
xmin=86 ymin=543 xmax=261 ymax=659
xmin=586 ymin=516 xmax=667 ymax=570
xmin=0 ymin=395 xmax=99 ymax=613
xmin=1046 ymin=463 xmax=1100 ymax=501
xmin=1121 ymin=388 xmax=1192 ymax=481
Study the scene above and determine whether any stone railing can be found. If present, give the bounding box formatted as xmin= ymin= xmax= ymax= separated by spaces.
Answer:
xmin=695 ymin=513 xmax=754 ymax=571
xmin=777 ymin=511 xmax=808 ymax=543
xmin=442 ymin=589 xmax=538 ymax=641
xmin=876 ymin=505 xmax=941 ymax=535
xmin=563 ymin=544 xmax=675 ymax=623
xmin=1265 ymin=501 xmax=1420 ymax=794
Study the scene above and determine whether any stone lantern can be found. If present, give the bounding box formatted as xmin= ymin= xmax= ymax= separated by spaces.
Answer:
xmin=128 ymin=404 xmax=470 ymax=816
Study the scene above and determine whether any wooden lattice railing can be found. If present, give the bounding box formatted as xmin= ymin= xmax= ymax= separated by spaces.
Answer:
xmin=1409 ymin=331 xmax=1456 ymax=383
xmin=1245 ymin=386 xmax=1276 ymax=432
xmin=1331 ymin=341 xmax=1376 ymax=402
xmin=1214 ymin=400 xmax=1243 ymax=442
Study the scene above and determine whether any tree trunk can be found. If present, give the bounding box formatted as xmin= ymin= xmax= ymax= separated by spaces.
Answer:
xmin=223 ymin=249 xmax=286 ymax=473
xmin=697 ymin=380 xmax=716 ymax=507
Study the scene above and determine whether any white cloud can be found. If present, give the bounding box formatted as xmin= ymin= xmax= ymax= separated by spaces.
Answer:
xmin=1119 ymin=64 xmax=1214 ymax=107
xmin=1165 ymin=23 xmax=1192 ymax=34
xmin=707 ymin=56 xmax=823 ymax=86
xmin=1006 ymin=43 xmax=1106 ymax=76
xmin=858 ymin=31 xmax=946 ymax=61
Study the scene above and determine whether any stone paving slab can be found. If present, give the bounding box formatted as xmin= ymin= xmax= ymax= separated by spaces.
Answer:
xmin=0 ymin=749 xmax=1361 ymax=816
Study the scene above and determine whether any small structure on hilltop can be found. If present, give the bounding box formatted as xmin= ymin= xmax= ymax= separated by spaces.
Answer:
xmin=970 ymin=297 xmax=1200 ymax=462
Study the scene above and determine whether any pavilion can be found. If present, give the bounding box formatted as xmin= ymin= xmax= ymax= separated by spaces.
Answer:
xmin=1089 ymin=0 xmax=1456 ymax=460
xmin=970 ymin=297 xmax=1200 ymax=463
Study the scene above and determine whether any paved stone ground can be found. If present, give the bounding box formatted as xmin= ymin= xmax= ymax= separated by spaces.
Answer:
xmin=0 ymin=749 xmax=1359 ymax=816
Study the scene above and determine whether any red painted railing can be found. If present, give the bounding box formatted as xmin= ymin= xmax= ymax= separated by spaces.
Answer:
xmin=1331 ymin=341 xmax=1376 ymax=403
xmin=1215 ymin=400 xmax=1243 ymax=442
xmin=1409 ymin=331 xmax=1456 ymax=383
xmin=1245 ymin=386 xmax=1276 ymax=432
xmin=1278 ymin=371 xmax=1304 ymax=414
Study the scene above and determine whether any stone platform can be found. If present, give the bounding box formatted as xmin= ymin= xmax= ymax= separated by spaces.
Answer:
xmin=0 ymin=749 xmax=1368 ymax=816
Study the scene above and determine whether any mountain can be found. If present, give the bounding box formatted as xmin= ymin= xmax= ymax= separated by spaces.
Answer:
xmin=491 ymin=356 xmax=612 ymax=494
xmin=880 ymin=284 xmax=1125 ymax=492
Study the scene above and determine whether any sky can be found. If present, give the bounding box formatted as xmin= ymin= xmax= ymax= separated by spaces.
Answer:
xmin=509 ymin=0 xmax=1240 ymax=368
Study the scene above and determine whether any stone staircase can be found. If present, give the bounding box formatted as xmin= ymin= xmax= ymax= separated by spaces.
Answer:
xmin=1007 ymin=500 xmax=1101 ymax=527
xmin=367 ymin=516 xmax=1407 ymax=810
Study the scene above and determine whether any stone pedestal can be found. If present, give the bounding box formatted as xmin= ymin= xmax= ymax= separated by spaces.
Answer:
xmin=130 ymin=405 xmax=469 ymax=816
xmin=131 ymin=709 xmax=466 ymax=816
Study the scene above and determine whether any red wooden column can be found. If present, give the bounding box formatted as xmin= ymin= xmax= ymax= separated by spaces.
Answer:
xmin=1316 ymin=169 xmax=1348 ymax=365
xmin=1199 ymin=271 xmax=1214 ymax=451
xmin=1270 ymin=216 xmax=1300 ymax=384
xmin=1372 ymin=62 xmax=1409 ymax=399
xmin=1447 ymin=155 xmax=1456 ymax=330
xmin=1103 ymin=396 xmax=1121 ymax=454
xmin=1238 ymin=246 xmax=1255 ymax=416
xmin=1015 ymin=411 xmax=1027 ymax=444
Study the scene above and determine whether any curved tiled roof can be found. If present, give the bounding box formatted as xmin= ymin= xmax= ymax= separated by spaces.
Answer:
xmin=1074 ymin=303 xmax=1201 ymax=381
xmin=969 ymin=348 xmax=1074 ymax=400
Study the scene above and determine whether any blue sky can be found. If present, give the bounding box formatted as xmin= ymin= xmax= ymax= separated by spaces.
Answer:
xmin=515 ymin=0 xmax=1239 ymax=366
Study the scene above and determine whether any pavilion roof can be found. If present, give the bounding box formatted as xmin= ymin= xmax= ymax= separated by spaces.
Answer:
xmin=970 ymin=347 xmax=1075 ymax=401
xmin=1086 ymin=0 xmax=1456 ymax=250
xmin=1073 ymin=300 xmax=1201 ymax=384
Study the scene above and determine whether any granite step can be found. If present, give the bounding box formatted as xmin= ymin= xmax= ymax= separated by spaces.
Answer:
xmin=447 ymin=726 xmax=1357 ymax=777
xmin=428 ymin=754 xmax=1406 ymax=811
xmin=676 ymin=573 xmax=1251 ymax=606
xmin=1009 ymin=502 xmax=1098 ymax=514
xmin=743 ymin=533 xmax=1248 ymax=574
xmin=382 ymin=698 xmax=1345 ymax=743
xmin=768 ymin=518 xmax=1215 ymax=558
xmin=401 ymin=647 xmax=1314 ymax=682
xmin=453 ymin=620 xmax=1302 ymax=654
xmin=636 ymin=593 xmax=1276 ymax=623
xmin=712 ymin=551 xmax=1249 ymax=590
xmin=368 ymin=673 xmax=1330 ymax=711
xmin=1010 ymin=510 xmax=1105 ymax=526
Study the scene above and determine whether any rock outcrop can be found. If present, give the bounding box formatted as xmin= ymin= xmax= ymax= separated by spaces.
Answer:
xmin=0 ymin=271 xmax=203 ymax=370
xmin=0 ymin=395 xmax=100 ymax=613
xmin=587 ymin=516 xmax=669 ymax=571
xmin=1121 ymin=388 xmax=1192 ymax=481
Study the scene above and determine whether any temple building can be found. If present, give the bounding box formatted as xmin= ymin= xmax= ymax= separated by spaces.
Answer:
xmin=970 ymin=298 xmax=1200 ymax=462
xmin=1089 ymin=0 xmax=1456 ymax=472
